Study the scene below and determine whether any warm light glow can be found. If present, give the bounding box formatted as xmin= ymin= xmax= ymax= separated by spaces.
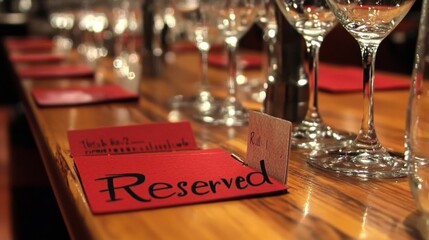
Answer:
xmin=359 ymin=208 xmax=369 ymax=239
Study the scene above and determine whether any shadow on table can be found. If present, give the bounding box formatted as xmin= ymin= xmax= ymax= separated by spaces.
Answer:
xmin=9 ymin=105 xmax=70 ymax=240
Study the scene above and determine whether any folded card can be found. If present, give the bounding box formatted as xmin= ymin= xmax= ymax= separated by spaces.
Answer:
xmin=68 ymin=122 xmax=288 ymax=214
xmin=73 ymin=148 xmax=287 ymax=214
xmin=32 ymin=85 xmax=138 ymax=107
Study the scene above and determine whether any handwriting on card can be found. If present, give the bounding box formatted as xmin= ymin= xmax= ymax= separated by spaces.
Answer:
xmin=68 ymin=122 xmax=198 ymax=157
xmin=246 ymin=111 xmax=292 ymax=184
xmin=78 ymin=137 xmax=191 ymax=155
xmin=249 ymin=131 xmax=268 ymax=149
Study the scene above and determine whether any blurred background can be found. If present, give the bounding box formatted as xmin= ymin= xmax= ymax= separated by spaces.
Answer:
xmin=0 ymin=0 xmax=421 ymax=75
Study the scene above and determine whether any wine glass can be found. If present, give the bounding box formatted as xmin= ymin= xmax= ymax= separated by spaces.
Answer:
xmin=276 ymin=0 xmax=355 ymax=149
xmin=111 ymin=2 xmax=142 ymax=73
xmin=77 ymin=0 xmax=110 ymax=65
xmin=201 ymin=0 xmax=262 ymax=126
xmin=110 ymin=0 xmax=143 ymax=94
xmin=253 ymin=0 xmax=278 ymax=105
xmin=173 ymin=0 xmax=223 ymax=123
xmin=46 ymin=0 xmax=77 ymax=53
xmin=307 ymin=0 xmax=416 ymax=178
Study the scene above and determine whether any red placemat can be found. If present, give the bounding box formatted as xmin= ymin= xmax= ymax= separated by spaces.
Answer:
xmin=170 ymin=41 xmax=224 ymax=53
xmin=4 ymin=37 xmax=54 ymax=51
xmin=11 ymin=53 xmax=65 ymax=63
xmin=208 ymin=52 xmax=262 ymax=69
xmin=319 ymin=64 xmax=410 ymax=92
xmin=32 ymin=85 xmax=138 ymax=107
xmin=170 ymin=41 xmax=198 ymax=52
xmin=18 ymin=64 xmax=94 ymax=79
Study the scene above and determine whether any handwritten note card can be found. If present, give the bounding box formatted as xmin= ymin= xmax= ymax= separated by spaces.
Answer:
xmin=246 ymin=111 xmax=292 ymax=184
xmin=73 ymin=148 xmax=287 ymax=214
xmin=68 ymin=122 xmax=198 ymax=157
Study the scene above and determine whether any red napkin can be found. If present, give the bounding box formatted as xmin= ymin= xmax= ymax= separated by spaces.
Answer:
xmin=170 ymin=41 xmax=198 ymax=52
xmin=116 ymin=35 xmax=142 ymax=50
xmin=11 ymin=53 xmax=65 ymax=63
xmin=208 ymin=52 xmax=262 ymax=69
xmin=319 ymin=64 xmax=410 ymax=92
xmin=18 ymin=65 xmax=94 ymax=79
xmin=4 ymin=37 xmax=54 ymax=51
xmin=32 ymin=85 xmax=138 ymax=107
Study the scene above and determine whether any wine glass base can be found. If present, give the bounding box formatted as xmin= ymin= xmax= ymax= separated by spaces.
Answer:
xmin=214 ymin=101 xmax=249 ymax=126
xmin=169 ymin=94 xmax=223 ymax=124
xmin=292 ymin=121 xmax=355 ymax=150
xmin=169 ymin=95 xmax=196 ymax=108
xmin=193 ymin=99 xmax=222 ymax=124
xmin=238 ymin=77 xmax=266 ymax=103
xmin=215 ymin=114 xmax=249 ymax=126
xmin=307 ymin=146 xmax=408 ymax=179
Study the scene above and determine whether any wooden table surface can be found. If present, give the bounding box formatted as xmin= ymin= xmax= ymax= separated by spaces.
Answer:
xmin=8 ymin=43 xmax=425 ymax=239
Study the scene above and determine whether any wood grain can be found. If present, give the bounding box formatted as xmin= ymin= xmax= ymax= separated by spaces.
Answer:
xmin=13 ymin=48 xmax=423 ymax=240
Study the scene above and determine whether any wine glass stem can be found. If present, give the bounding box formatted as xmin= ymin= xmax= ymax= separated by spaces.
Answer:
xmin=262 ymin=28 xmax=277 ymax=111
xmin=356 ymin=44 xmax=382 ymax=149
xmin=226 ymin=40 xmax=239 ymax=102
xmin=264 ymin=27 xmax=277 ymax=82
xmin=199 ymin=46 xmax=211 ymax=92
xmin=304 ymin=41 xmax=322 ymax=122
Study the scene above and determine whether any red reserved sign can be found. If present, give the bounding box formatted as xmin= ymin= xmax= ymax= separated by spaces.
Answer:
xmin=74 ymin=148 xmax=287 ymax=214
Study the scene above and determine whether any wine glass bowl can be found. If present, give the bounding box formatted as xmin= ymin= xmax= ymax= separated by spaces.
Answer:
xmin=77 ymin=9 xmax=110 ymax=64
xmin=46 ymin=0 xmax=77 ymax=53
xmin=111 ymin=0 xmax=143 ymax=92
xmin=49 ymin=12 xmax=75 ymax=52
xmin=329 ymin=2 xmax=415 ymax=43
xmin=307 ymin=0 xmax=416 ymax=178
xmin=276 ymin=0 xmax=355 ymax=149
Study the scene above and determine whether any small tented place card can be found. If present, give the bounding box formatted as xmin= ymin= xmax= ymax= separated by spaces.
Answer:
xmin=246 ymin=111 xmax=292 ymax=184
